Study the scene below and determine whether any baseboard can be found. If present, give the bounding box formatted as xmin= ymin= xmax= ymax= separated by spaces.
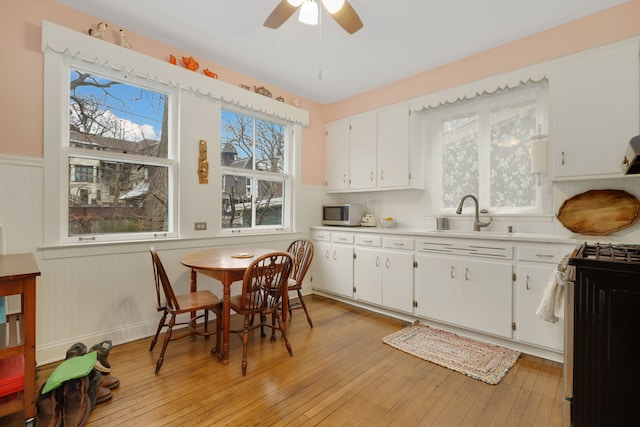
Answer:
xmin=36 ymin=320 xmax=158 ymax=366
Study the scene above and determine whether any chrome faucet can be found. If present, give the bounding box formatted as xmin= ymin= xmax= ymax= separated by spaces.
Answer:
xmin=455 ymin=194 xmax=492 ymax=231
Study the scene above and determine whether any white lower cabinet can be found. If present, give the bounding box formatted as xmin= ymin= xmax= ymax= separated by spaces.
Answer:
xmin=354 ymin=238 xmax=414 ymax=312
xmin=415 ymin=252 xmax=513 ymax=339
xmin=514 ymin=245 xmax=573 ymax=351
xmin=312 ymin=233 xmax=354 ymax=298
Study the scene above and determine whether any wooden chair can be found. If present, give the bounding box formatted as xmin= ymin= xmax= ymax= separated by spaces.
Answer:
xmin=287 ymin=239 xmax=315 ymax=327
xmin=149 ymin=247 xmax=222 ymax=374
xmin=230 ymin=251 xmax=294 ymax=375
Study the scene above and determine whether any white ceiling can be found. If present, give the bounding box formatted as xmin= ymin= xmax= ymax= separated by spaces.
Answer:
xmin=54 ymin=0 xmax=627 ymax=104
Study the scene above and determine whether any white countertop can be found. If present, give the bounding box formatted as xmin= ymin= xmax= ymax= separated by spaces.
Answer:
xmin=311 ymin=225 xmax=581 ymax=244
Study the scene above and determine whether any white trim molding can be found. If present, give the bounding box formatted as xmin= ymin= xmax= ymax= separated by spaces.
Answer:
xmin=41 ymin=20 xmax=309 ymax=126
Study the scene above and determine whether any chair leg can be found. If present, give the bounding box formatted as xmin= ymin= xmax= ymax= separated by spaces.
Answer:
xmin=155 ymin=314 xmax=175 ymax=374
xmin=276 ymin=314 xmax=293 ymax=356
xmin=242 ymin=316 xmax=250 ymax=376
xmin=149 ymin=311 xmax=167 ymax=351
xmin=297 ymin=290 xmax=313 ymax=328
xmin=210 ymin=306 xmax=222 ymax=357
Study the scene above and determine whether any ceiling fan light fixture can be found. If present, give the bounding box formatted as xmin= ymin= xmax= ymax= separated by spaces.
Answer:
xmin=298 ymin=0 xmax=319 ymax=26
xmin=322 ymin=0 xmax=345 ymax=14
xmin=287 ymin=0 xmax=305 ymax=6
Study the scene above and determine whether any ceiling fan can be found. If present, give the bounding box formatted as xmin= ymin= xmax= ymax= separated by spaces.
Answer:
xmin=264 ymin=0 xmax=363 ymax=34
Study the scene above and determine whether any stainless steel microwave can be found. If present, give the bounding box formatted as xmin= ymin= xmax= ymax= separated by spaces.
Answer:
xmin=322 ymin=204 xmax=364 ymax=226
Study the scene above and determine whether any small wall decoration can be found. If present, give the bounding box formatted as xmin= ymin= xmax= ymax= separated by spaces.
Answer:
xmin=88 ymin=22 xmax=107 ymax=39
xmin=198 ymin=140 xmax=209 ymax=184
xmin=119 ymin=29 xmax=132 ymax=49
xmin=276 ymin=96 xmax=285 ymax=102
xmin=253 ymin=86 xmax=272 ymax=98
xmin=203 ymin=69 xmax=218 ymax=79
xmin=182 ymin=56 xmax=199 ymax=71
xmin=169 ymin=54 xmax=177 ymax=65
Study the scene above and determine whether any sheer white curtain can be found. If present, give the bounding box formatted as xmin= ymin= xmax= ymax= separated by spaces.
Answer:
xmin=424 ymin=79 xmax=549 ymax=215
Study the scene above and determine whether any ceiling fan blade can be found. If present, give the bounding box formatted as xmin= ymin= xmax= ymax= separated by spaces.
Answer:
xmin=331 ymin=0 xmax=363 ymax=34
xmin=264 ymin=1 xmax=298 ymax=29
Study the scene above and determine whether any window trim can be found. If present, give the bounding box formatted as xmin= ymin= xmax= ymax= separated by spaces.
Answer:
xmin=219 ymin=106 xmax=293 ymax=234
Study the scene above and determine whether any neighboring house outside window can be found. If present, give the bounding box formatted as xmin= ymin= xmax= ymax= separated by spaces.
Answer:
xmin=220 ymin=108 xmax=290 ymax=231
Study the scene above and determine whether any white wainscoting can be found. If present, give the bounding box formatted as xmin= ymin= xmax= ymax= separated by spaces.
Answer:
xmin=1 ymin=154 xmax=326 ymax=365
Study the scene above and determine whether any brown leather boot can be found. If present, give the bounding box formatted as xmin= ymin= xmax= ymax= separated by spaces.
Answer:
xmin=63 ymin=376 xmax=90 ymax=427
xmin=100 ymin=374 xmax=120 ymax=390
xmin=36 ymin=383 xmax=62 ymax=427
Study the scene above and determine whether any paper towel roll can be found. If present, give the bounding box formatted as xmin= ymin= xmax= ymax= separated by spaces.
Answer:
xmin=530 ymin=135 xmax=548 ymax=174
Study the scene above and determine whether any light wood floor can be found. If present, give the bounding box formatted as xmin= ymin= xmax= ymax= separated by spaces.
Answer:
xmin=2 ymin=295 xmax=563 ymax=426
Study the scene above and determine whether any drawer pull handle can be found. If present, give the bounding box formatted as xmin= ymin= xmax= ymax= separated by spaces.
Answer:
xmin=525 ymin=275 xmax=531 ymax=290
xmin=465 ymin=268 xmax=470 ymax=281
xmin=393 ymin=242 xmax=404 ymax=247
xmin=385 ymin=258 xmax=391 ymax=269
xmin=375 ymin=257 xmax=380 ymax=267
xmin=364 ymin=239 xmax=373 ymax=243
xmin=450 ymin=266 xmax=455 ymax=279
xmin=535 ymin=254 xmax=554 ymax=259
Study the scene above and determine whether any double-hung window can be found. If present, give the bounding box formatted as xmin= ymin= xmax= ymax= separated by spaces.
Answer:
xmin=220 ymin=108 xmax=290 ymax=231
xmin=427 ymin=80 xmax=548 ymax=215
xmin=63 ymin=66 xmax=177 ymax=242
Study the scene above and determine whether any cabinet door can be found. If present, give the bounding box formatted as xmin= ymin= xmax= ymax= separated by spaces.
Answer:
xmin=377 ymin=106 xmax=410 ymax=188
xmin=458 ymin=259 xmax=513 ymax=338
xmin=354 ymin=248 xmax=382 ymax=305
xmin=349 ymin=114 xmax=377 ymax=190
xmin=312 ymin=241 xmax=333 ymax=293
xmin=325 ymin=120 xmax=350 ymax=191
xmin=553 ymin=41 xmax=640 ymax=178
xmin=414 ymin=254 xmax=459 ymax=325
xmin=381 ymin=250 xmax=414 ymax=313
xmin=515 ymin=264 xmax=564 ymax=351
xmin=328 ymin=244 xmax=354 ymax=298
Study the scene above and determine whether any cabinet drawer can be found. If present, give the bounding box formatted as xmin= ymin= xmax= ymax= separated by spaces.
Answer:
xmin=355 ymin=235 xmax=382 ymax=247
xmin=518 ymin=246 xmax=573 ymax=264
xmin=332 ymin=233 xmax=354 ymax=244
xmin=383 ymin=237 xmax=414 ymax=250
xmin=311 ymin=230 xmax=331 ymax=242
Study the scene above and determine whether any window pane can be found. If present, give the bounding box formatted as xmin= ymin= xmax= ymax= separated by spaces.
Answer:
xmin=489 ymin=102 xmax=537 ymax=208
xmin=221 ymin=174 xmax=252 ymax=229
xmin=221 ymin=110 xmax=253 ymax=168
xmin=256 ymin=119 xmax=285 ymax=173
xmin=256 ymin=180 xmax=283 ymax=226
xmin=69 ymin=69 xmax=168 ymax=158
xmin=441 ymin=115 xmax=479 ymax=208
xmin=69 ymin=158 xmax=168 ymax=235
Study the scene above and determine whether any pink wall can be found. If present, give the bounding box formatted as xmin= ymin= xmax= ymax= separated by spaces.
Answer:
xmin=2 ymin=1 xmax=640 ymax=187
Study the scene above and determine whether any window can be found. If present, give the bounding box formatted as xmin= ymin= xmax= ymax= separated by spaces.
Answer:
xmin=65 ymin=67 xmax=176 ymax=241
xmin=428 ymin=80 xmax=548 ymax=214
xmin=220 ymin=109 xmax=289 ymax=230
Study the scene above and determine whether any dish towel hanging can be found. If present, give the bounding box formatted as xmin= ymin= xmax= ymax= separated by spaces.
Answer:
xmin=535 ymin=255 xmax=570 ymax=323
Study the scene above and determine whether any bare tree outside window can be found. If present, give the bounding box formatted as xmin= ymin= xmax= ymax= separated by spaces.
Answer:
xmin=220 ymin=109 xmax=286 ymax=229
xmin=68 ymin=69 xmax=171 ymax=237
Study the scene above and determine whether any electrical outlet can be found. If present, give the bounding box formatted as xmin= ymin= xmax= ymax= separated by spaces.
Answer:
xmin=194 ymin=222 xmax=207 ymax=231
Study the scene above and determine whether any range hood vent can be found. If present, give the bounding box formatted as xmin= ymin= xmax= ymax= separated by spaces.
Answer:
xmin=621 ymin=135 xmax=640 ymax=175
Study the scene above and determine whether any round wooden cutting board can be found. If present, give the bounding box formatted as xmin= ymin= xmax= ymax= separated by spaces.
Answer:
xmin=557 ymin=189 xmax=640 ymax=235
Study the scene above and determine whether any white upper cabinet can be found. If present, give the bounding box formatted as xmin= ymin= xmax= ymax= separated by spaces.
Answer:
xmin=377 ymin=106 xmax=411 ymax=188
xmin=552 ymin=39 xmax=640 ymax=179
xmin=324 ymin=104 xmax=422 ymax=192
xmin=349 ymin=113 xmax=378 ymax=190
xmin=325 ymin=119 xmax=351 ymax=191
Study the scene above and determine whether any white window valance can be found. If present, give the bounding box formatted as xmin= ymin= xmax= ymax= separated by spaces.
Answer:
xmin=41 ymin=20 xmax=309 ymax=126
xmin=409 ymin=64 xmax=550 ymax=112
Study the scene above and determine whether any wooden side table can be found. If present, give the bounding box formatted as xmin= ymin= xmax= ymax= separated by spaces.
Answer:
xmin=0 ymin=253 xmax=40 ymax=425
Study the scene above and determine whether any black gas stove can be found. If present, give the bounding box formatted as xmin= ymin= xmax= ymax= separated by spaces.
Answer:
xmin=568 ymin=242 xmax=640 ymax=272
xmin=564 ymin=241 xmax=640 ymax=427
